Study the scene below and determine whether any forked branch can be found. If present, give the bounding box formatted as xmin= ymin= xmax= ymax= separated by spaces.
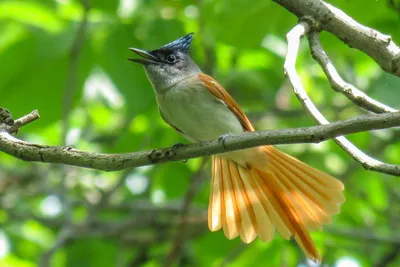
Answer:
xmin=284 ymin=21 xmax=400 ymax=176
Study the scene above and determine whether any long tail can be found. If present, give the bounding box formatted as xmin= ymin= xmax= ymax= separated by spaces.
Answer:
xmin=208 ymin=146 xmax=345 ymax=262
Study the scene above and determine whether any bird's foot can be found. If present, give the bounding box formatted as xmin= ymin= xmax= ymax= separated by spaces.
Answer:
xmin=172 ymin=143 xmax=185 ymax=151
xmin=171 ymin=143 xmax=188 ymax=163
xmin=218 ymin=134 xmax=231 ymax=149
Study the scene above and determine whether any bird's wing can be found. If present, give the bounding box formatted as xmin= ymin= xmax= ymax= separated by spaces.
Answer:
xmin=198 ymin=73 xmax=255 ymax=132
xmin=158 ymin=107 xmax=184 ymax=134
xmin=158 ymin=107 xmax=199 ymax=142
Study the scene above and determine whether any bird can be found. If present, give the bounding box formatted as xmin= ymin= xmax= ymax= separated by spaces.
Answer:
xmin=128 ymin=33 xmax=345 ymax=262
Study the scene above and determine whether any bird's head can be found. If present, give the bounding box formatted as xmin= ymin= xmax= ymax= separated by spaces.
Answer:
xmin=129 ymin=33 xmax=200 ymax=92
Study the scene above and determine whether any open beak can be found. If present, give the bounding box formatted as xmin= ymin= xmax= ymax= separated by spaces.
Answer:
xmin=128 ymin=48 xmax=160 ymax=65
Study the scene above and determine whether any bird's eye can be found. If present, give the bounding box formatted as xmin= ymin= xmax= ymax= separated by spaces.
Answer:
xmin=166 ymin=54 xmax=177 ymax=63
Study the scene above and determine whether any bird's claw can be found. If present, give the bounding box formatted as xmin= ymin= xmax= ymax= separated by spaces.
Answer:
xmin=218 ymin=134 xmax=231 ymax=149
xmin=171 ymin=143 xmax=188 ymax=163
xmin=172 ymin=143 xmax=185 ymax=152
xmin=64 ymin=145 xmax=75 ymax=151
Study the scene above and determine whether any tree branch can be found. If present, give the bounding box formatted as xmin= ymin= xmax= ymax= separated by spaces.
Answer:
xmin=0 ymin=109 xmax=400 ymax=173
xmin=283 ymin=21 xmax=400 ymax=176
xmin=308 ymin=32 xmax=398 ymax=114
xmin=9 ymin=110 xmax=40 ymax=133
xmin=273 ymin=0 xmax=400 ymax=77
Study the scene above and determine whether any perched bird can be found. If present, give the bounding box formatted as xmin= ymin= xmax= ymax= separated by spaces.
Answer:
xmin=129 ymin=33 xmax=345 ymax=262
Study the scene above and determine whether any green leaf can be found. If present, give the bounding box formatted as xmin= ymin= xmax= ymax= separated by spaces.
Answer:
xmin=152 ymin=163 xmax=191 ymax=199
xmin=0 ymin=1 xmax=64 ymax=33
xmin=65 ymin=238 xmax=117 ymax=267
xmin=203 ymin=0 xmax=296 ymax=48
xmin=0 ymin=22 xmax=93 ymax=127
xmin=194 ymin=232 xmax=239 ymax=266
xmin=90 ymin=0 xmax=119 ymax=12
xmin=364 ymin=174 xmax=388 ymax=210
xmin=368 ymin=72 xmax=400 ymax=109
xmin=100 ymin=25 xmax=154 ymax=115
xmin=0 ymin=255 xmax=36 ymax=267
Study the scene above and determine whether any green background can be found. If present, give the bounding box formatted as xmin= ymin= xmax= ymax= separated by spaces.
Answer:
xmin=0 ymin=0 xmax=400 ymax=266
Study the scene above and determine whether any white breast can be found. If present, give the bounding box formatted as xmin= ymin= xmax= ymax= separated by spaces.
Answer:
xmin=156 ymin=76 xmax=245 ymax=142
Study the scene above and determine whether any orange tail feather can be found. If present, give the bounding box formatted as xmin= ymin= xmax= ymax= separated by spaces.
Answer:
xmin=208 ymin=147 xmax=345 ymax=262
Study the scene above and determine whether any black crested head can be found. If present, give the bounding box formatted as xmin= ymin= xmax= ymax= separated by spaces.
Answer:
xmin=128 ymin=32 xmax=201 ymax=91
xmin=129 ymin=33 xmax=197 ymax=69
xmin=152 ymin=33 xmax=194 ymax=54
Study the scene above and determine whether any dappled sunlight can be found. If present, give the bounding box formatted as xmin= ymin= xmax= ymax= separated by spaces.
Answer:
xmin=125 ymin=173 xmax=149 ymax=195
xmin=40 ymin=195 xmax=62 ymax=217
xmin=0 ymin=0 xmax=399 ymax=266
xmin=0 ymin=231 xmax=10 ymax=259
xmin=336 ymin=257 xmax=361 ymax=267
xmin=84 ymin=68 xmax=125 ymax=109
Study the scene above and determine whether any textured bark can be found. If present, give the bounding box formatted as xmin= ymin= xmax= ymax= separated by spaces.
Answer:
xmin=0 ymin=112 xmax=399 ymax=172
xmin=273 ymin=0 xmax=400 ymax=76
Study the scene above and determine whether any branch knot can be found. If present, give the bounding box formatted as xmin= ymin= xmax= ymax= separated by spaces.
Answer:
xmin=0 ymin=108 xmax=14 ymax=127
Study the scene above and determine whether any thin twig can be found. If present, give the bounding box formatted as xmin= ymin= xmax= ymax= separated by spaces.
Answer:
xmin=308 ymin=32 xmax=397 ymax=113
xmin=284 ymin=21 xmax=400 ymax=176
xmin=9 ymin=110 xmax=40 ymax=133
xmin=273 ymin=0 xmax=400 ymax=77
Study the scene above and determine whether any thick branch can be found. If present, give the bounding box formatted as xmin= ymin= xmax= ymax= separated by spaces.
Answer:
xmin=308 ymin=32 xmax=398 ymax=113
xmin=273 ymin=0 xmax=400 ymax=76
xmin=284 ymin=22 xmax=400 ymax=176
xmin=0 ymin=111 xmax=400 ymax=172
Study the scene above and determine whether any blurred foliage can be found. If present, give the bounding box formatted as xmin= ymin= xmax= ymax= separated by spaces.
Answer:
xmin=0 ymin=0 xmax=400 ymax=266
